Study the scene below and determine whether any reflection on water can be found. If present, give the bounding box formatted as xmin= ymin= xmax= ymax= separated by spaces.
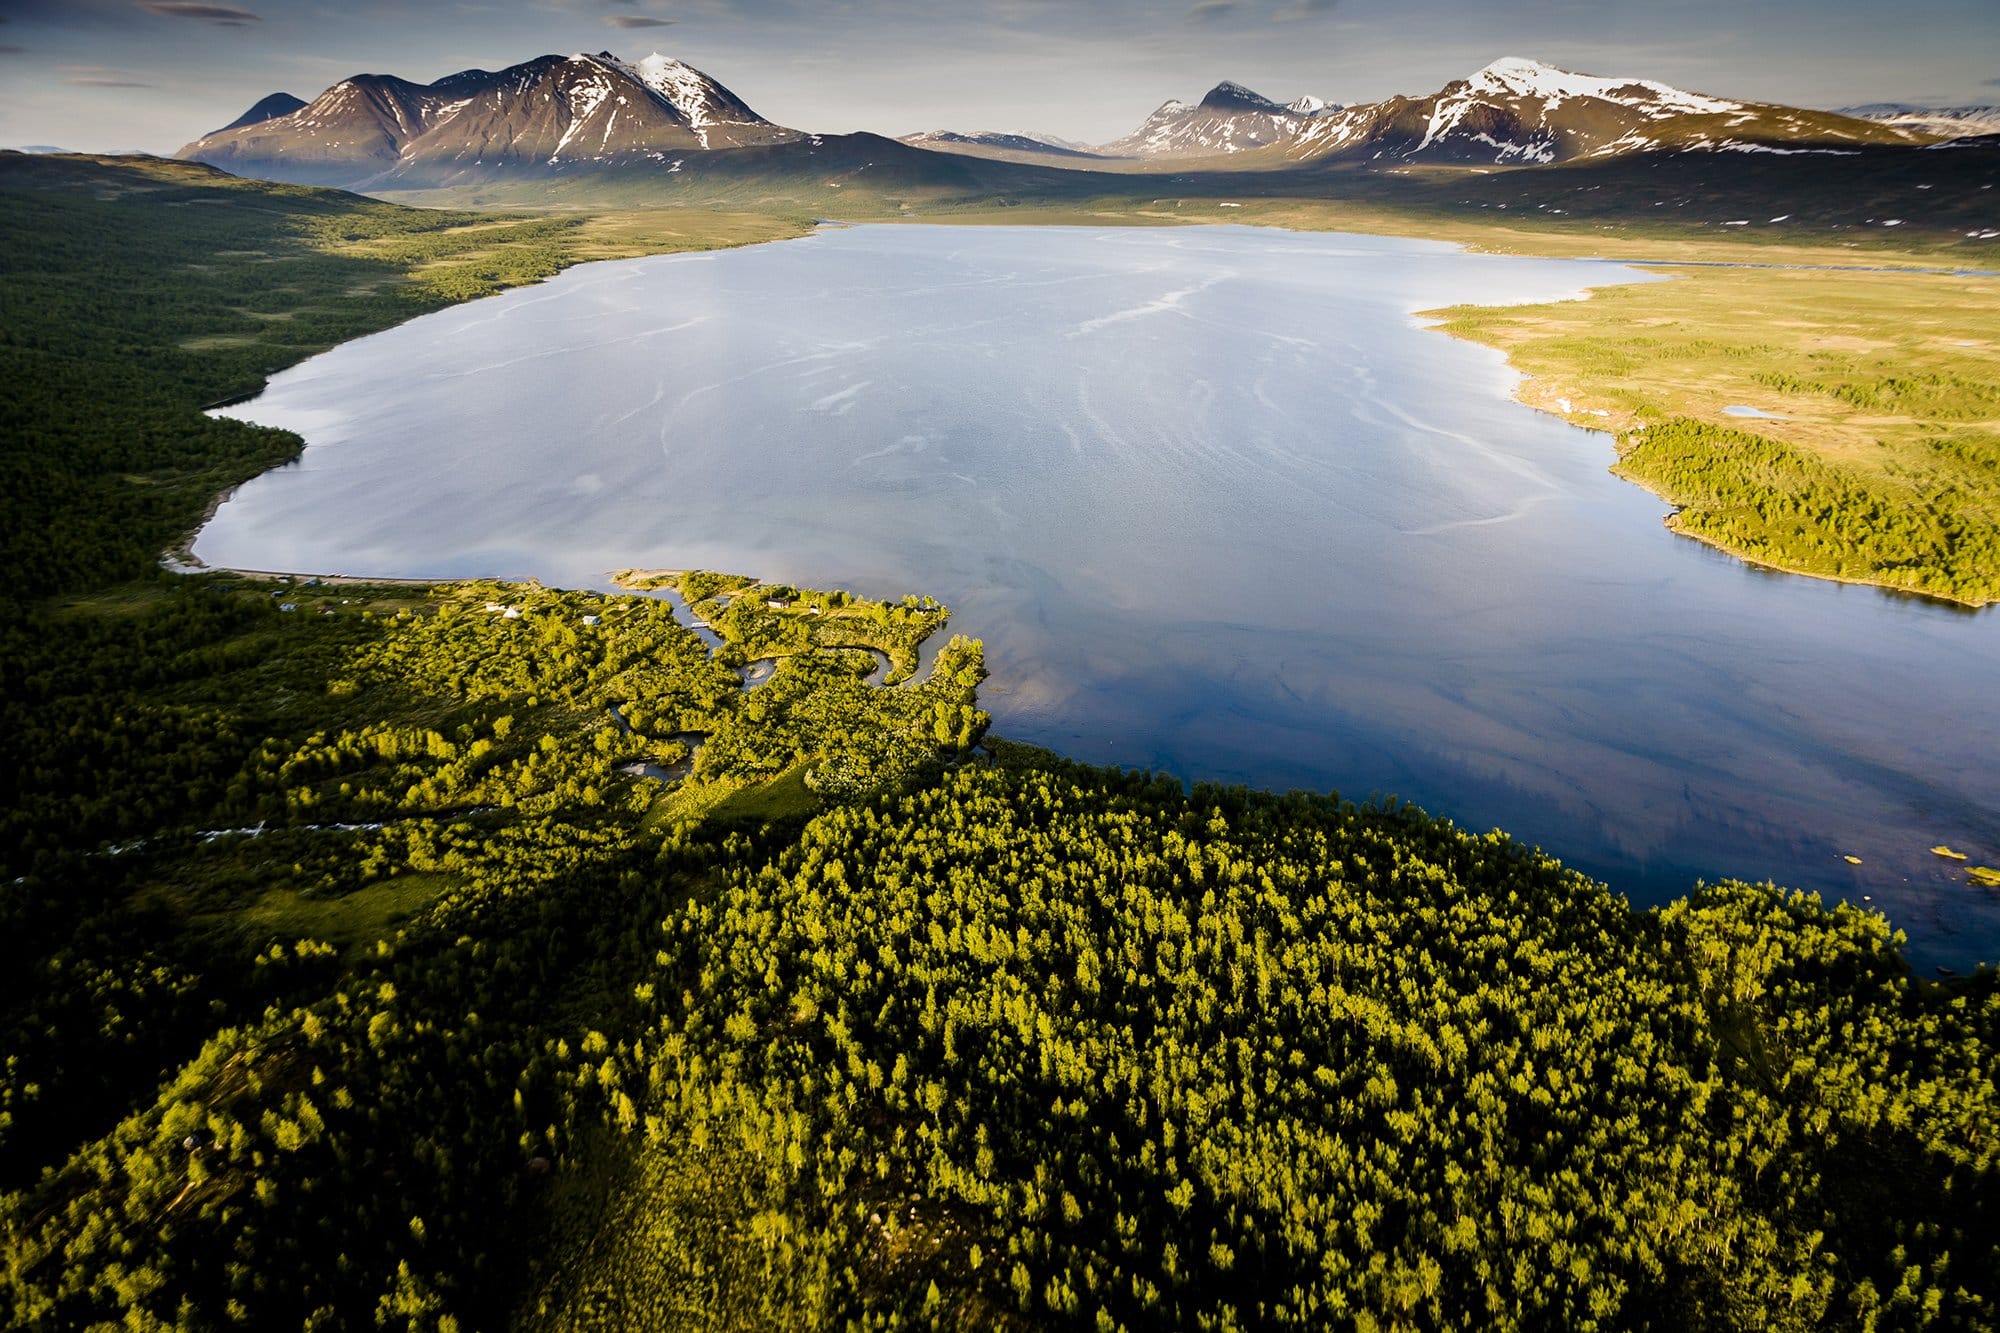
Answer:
xmin=198 ymin=225 xmax=2000 ymax=968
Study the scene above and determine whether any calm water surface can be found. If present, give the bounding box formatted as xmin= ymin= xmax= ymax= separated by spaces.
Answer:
xmin=199 ymin=225 xmax=2000 ymax=967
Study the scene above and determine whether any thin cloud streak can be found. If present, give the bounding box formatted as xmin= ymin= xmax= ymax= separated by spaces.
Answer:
xmin=605 ymin=16 xmax=677 ymax=28
xmin=59 ymin=66 xmax=159 ymax=85
xmin=136 ymin=2 xmax=263 ymax=23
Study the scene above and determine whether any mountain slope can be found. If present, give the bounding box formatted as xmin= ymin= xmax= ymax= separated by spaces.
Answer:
xmin=381 ymin=130 xmax=1145 ymax=213
xmin=179 ymin=51 xmax=799 ymax=189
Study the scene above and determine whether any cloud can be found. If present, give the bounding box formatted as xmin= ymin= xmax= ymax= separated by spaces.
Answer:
xmin=135 ymin=2 xmax=262 ymax=24
xmin=60 ymin=64 xmax=156 ymax=86
xmin=1985 ymin=76 xmax=2000 ymax=88
xmin=605 ymin=14 xmax=677 ymax=27
xmin=0 ymin=45 xmax=26 ymax=54
xmin=59 ymin=63 xmax=152 ymax=87
xmin=1191 ymin=0 xmax=1336 ymax=24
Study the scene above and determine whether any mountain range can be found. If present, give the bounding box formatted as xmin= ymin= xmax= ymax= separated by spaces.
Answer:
xmin=177 ymin=51 xmax=1994 ymax=210
xmin=907 ymin=58 xmax=1941 ymax=168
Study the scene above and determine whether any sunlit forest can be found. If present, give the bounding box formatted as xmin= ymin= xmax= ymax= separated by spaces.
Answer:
xmin=1 ymin=154 xmax=1995 ymax=1332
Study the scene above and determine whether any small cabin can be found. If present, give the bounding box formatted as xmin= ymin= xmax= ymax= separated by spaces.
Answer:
xmin=581 ymin=615 xmax=601 ymax=626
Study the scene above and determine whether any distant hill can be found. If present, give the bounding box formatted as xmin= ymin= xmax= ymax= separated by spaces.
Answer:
xmin=897 ymin=130 xmax=1111 ymax=165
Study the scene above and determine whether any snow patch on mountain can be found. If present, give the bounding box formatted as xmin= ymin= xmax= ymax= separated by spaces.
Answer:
xmin=634 ymin=53 xmax=732 ymax=126
xmin=1466 ymin=57 xmax=1741 ymax=117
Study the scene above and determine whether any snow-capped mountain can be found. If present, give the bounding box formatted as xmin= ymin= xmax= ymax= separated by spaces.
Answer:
xmin=1838 ymin=104 xmax=2000 ymax=140
xmin=1091 ymin=80 xmax=1340 ymax=158
xmin=178 ymin=52 xmax=798 ymax=188
xmin=1083 ymin=58 xmax=1932 ymax=166
xmin=1277 ymin=58 xmax=1928 ymax=165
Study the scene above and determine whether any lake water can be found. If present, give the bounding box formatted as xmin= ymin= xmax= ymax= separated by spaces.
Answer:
xmin=197 ymin=224 xmax=2000 ymax=968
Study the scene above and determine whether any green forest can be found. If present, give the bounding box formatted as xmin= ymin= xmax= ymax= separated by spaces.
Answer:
xmin=1620 ymin=417 xmax=2000 ymax=605
xmin=1 ymin=154 xmax=1996 ymax=1331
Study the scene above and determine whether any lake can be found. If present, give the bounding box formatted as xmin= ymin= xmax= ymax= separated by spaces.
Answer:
xmin=197 ymin=224 xmax=2000 ymax=967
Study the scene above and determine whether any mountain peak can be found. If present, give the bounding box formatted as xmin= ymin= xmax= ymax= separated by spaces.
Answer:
xmin=215 ymin=92 xmax=306 ymax=135
xmin=1199 ymin=80 xmax=1284 ymax=112
xmin=584 ymin=50 xmax=769 ymax=129
xmin=1473 ymin=56 xmax=1564 ymax=83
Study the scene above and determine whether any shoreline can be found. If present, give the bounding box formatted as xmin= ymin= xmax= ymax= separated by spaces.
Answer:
xmin=162 ymin=480 xmax=248 ymax=574
xmin=141 ymin=223 xmax=1998 ymax=972
xmin=168 ymin=563 xmax=448 ymax=590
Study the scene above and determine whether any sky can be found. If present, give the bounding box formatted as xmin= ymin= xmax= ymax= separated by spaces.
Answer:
xmin=2 ymin=0 xmax=1997 ymax=153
